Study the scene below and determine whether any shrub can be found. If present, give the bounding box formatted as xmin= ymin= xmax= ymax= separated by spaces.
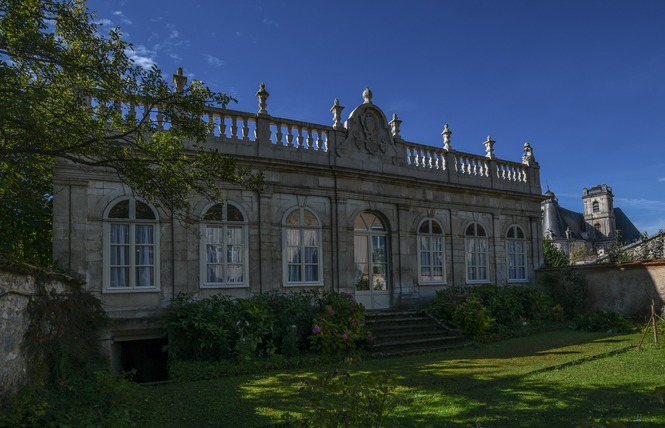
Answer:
xmin=429 ymin=285 xmax=558 ymax=337
xmin=309 ymin=292 xmax=369 ymax=356
xmin=572 ymin=310 xmax=634 ymax=333
xmin=291 ymin=369 xmax=403 ymax=427
xmin=540 ymin=269 xmax=588 ymax=318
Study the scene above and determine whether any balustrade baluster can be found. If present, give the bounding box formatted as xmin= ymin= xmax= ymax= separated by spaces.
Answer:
xmin=275 ymin=123 xmax=284 ymax=145
xmin=241 ymin=117 xmax=249 ymax=141
xmin=296 ymin=128 xmax=304 ymax=148
xmin=218 ymin=114 xmax=227 ymax=137
xmin=231 ymin=117 xmax=238 ymax=139
xmin=286 ymin=125 xmax=293 ymax=147
xmin=315 ymin=131 xmax=322 ymax=150
xmin=208 ymin=112 xmax=214 ymax=135
xmin=306 ymin=128 xmax=313 ymax=149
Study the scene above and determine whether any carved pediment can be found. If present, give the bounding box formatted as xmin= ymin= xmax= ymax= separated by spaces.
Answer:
xmin=336 ymin=88 xmax=394 ymax=157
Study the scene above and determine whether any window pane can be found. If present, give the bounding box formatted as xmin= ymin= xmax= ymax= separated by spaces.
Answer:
xmin=419 ymin=221 xmax=430 ymax=234
xmin=285 ymin=210 xmax=299 ymax=225
xmin=227 ymin=204 xmax=244 ymax=222
xmin=305 ymin=265 xmax=318 ymax=282
xmin=136 ymin=266 xmax=153 ymax=287
xmin=476 ymin=225 xmax=487 ymax=237
xmin=303 ymin=209 xmax=318 ymax=226
xmin=227 ymin=226 xmax=242 ymax=244
xmin=288 ymin=247 xmax=301 ymax=264
xmin=227 ymin=264 xmax=243 ymax=283
xmin=108 ymin=201 xmax=130 ymax=219
xmin=207 ymin=226 xmax=223 ymax=244
xmin=135 ymin=245 xmax=153 ymax=266
xmin=516 ymin=227 xmax=525 ymax=239
xmin=207 ymin=265 xmax=223 ymax=283
xmin=286 ymin=228 xmax=300 ymax=246
xmin=465 ymin=224 xmax=475 ymax=236
xmin=431 ymin=221 xmax=443 ymax=234
xmin=111 ymin=224 xmax=129 ymax=244
xmin=288 ymin=265 xmax=301 ymax=282
xmin=135 ymin=201 xmax=155 ymax=220
xmin=110 ymin=267 xmax=129 ymax=287
xmin=203 ymin=204 xmax=224 ymax=221
xmin=135 ymin=225 xmax=153 ymax=244
xmin=207 ymin=245 xmax=222 ymax=263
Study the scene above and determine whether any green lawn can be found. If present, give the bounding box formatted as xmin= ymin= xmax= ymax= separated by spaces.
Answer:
xmin=142 ymin=330 xmax=665 ymax=427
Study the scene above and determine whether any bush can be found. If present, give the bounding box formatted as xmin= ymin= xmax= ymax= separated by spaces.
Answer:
xmin=572 ymin=310 xmax=634 ymax=333
xmin=289 ymin=369 xmax=403 ymax=427
xmin=166 ymin=291 xmax=368 ymax=363
xmin=0 ymin=371 xmax=144 ymax=428
xmin=539 ymin=269 xmax=588 ymax=318
xmin=429 ymin=285 xmax=558 ymax=337
xmin=309 ymin=292 xmax=369 ymax=356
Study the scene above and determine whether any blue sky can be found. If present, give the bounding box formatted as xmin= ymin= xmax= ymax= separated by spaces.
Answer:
xmin=88 ymin=0 xmax=665 ymax=235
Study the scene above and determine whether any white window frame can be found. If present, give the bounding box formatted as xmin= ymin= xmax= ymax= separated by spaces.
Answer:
xmin=103 ymin=198 xmax=160 ymax=293
xmin=282 ymin=207 xmax=323 ymax=287
xmin=506 ymin=224 xmax=528 ymax=283
xmin=464 ymin=222 xmax=489 ymax=284
xmin=417 ymin=219 xmax=446 ymax=285
xmin=199 ymin=202 xmax=249 ymax=288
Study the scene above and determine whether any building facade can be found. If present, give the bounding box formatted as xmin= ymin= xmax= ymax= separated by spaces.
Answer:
xmin=542 ymin=184 xmax=641 ymax=261
xmin=52 ymin=72 xmax=544 ymax=367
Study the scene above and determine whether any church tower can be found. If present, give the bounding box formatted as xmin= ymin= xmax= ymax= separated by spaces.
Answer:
xmin=582 ymin=184 xmax=616 ymax=240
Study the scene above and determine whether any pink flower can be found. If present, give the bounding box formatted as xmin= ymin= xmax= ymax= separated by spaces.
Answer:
xmin=342 ymin=333 xmax=349 ymax=341
xmin=312 ymin=325 xmax=321 ymax=334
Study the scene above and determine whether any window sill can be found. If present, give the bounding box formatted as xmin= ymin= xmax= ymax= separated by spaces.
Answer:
xmin=418 ymin=281 xmax=447 ymax=286
xmin=465 ymin=280 xmax=491 ymax=285
xmin=200 ymin=284 xmax=249 ymax=289
xmin=284 ymin=282 xmax=324 ymax=287
xmin=103 ymin=286 xmax=160 ymax=294
xmin=507 ymin=279 xmax=529 ymax=284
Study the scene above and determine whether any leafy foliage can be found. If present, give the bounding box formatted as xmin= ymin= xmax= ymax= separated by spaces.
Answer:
xmin=166 ymin=291 xmax=366 ymax=363
xmin=538 ymin=268 xmax=588 ymax=318
xmin=0 ymin=0 xmax=262 ymax=263
xmin=544 ymin=237 xmax=569 ymax=267
xmin=571 ymin=310 xmax=634 ymax=333
xmin=24 ymin=280 xmax=109 ymax=388
xmin=290 ymin=369 xmax=403 ymax=428
xmin=0 ymin=371 xmax=145 ymax=428
xmin=429 ymin=285 xmax=558 ymax=337
xmin=309 ymin=291 xmax=369 ymax=356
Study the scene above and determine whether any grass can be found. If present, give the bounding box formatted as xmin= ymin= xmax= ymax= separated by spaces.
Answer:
xmin=142 ymin=330 xmax=665 ymax=427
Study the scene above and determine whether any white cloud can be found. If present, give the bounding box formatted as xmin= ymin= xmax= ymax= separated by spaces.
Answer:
xmin=659 ymin=177 xmax=665 ymax=182
xmin=125 ymin=45 xmax=156 ymax=69
xmin=262 ymin=18 xmax=279 ymax=28
xmin=206 ymin=54 xmax=224 ymax=67
xmin=94 ymin=18 xmax=113 ymax=26
xmin=149 ymin=16 xmax=164 ymax=23
xmin=169 ymin=30 xmax=180 ymax=40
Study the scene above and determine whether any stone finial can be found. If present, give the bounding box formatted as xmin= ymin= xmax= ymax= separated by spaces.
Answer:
xmin=256 ymin=82 xmax=269 ymax=115
xmin=330 ymin=98 xmax=345 ymax=130
xmin=441 ymin=124 xmax=452 ymax=151
xmin=483 ymin=135 xmax=495 ymax=159
xmin=362 ymin=87 xmax=373 ymax=104
xmin=522 ymin=141 xmax=536 ymax=165
xmin=388 ymin=113 xmax=402 ymax=139
xmin=172 ymin=67 xmax=187 ymax=93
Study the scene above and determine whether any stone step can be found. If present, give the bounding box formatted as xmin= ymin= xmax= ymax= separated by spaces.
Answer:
xmin=365 ymin=310 xmax=467 ymax=357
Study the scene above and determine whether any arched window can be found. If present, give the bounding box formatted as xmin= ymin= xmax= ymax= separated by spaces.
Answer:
xmin=418 ymin=219 xmax=445 ymax=283
xmin=592 ymin=201 xmax=599 ymax=212
xmin=465 ymin=222 xmax=488 ymax=283
xmin=506 ymin=225 xmax=527 ymax=282
xmin=104 ymin=198 xmax=159 ymax=290
xmin=200 ymin=202 xmax=248 ymax=287
xmin=283 ymin=207 xmax=322 ymax=285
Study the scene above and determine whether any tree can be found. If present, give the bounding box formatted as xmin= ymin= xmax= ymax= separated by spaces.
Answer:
xmin=543 ymin=237 xmax=569 ymax=268
xmin=0 ymin=0 xmax=262 ymax=264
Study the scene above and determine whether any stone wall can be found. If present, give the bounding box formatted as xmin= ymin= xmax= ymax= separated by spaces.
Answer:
xmin=537 ymin=260 xmax=665 ymax=320
xmin=0 ymin=267 xmax=67 ymax=403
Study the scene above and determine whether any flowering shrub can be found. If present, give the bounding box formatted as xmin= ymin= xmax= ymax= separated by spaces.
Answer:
xmin=309 ymin=292 xmax=368 ymax=356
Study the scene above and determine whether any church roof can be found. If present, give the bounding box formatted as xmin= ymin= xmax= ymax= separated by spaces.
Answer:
xmin=614 ymin=208 xmax=641 ymax=242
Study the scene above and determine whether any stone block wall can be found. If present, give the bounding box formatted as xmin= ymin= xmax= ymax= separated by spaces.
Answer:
xmin=536 ymin=260 xmax=665 ymax=320
xmin=0 ymin=268 xmax=67 ymax=403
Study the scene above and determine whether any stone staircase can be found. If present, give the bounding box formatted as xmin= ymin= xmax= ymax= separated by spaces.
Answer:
xmin=365 ymin=311 xmax=468 ymax=357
